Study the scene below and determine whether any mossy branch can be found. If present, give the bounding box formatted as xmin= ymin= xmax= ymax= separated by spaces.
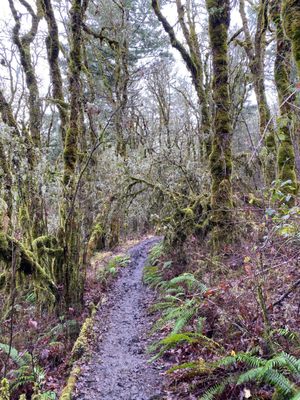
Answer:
xmin=0 ymin=233 xmax=58 ymax=299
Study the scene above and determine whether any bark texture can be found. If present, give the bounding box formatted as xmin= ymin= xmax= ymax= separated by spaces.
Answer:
xmin=271 ymin=0 xmax=298 ymax=195
xmin=206 ymin=0 xmax=233 ymax=247
xmin=282 ymin=0 xmax=300 ymax=76
xmin=60 ymin=0 xmax=85 ymax=308
xmin=239 ymin=0 xmax=276 ymax=184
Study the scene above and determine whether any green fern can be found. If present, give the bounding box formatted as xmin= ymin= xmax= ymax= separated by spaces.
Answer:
xmin=149 ymin=272 xmax=207 ymax=336
xmin=149 ymin=331 xmax=221 ymax=362
xmin=199 ymin=384 xmax=227 ymax=400
xmin=149 ymin=331 xmax=201 ymax=361
xmin=290 ymin=392 xmax=300 ymax=400
xmin=272 ymin=328 xmax=300 ymax=345
xmin=148 ymin=242 xmax=164 ymax=265
xmin=0 ymin=343 xmax=31 ymax=367
xmin=151 ymin=297 xmax=198 ymax=334
xmin=167 ymin=360 xmax=205 ymax=373
xmin=168 ymin=273 xmax=206 ymax=293
xmin=143 ymin=266 xmax=164 ymax=288
xmin=199 ymin=380 xmax=230 ymax=400
xmin=0 ymin=343 xmax=49 ymax=395
xmin=201 ymin=351 xmax=300 ymax=399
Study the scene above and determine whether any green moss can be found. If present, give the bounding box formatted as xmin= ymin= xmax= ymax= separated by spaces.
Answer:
xmin=277 ymin=138 xmax=298 ymax=194
xmin=182 ymin=207 xmax=194 ymax=218
xmin=0 ymin=273 xmax=6 ymax=290
xmin=0 ymin=232 xmax=8 ymax=252
xmin=87 ymin=222 xmax=106 ymax=258
xmin=0 ymin=378 xmax=10 ymax=400
xmin=282 ymin=0 xmax=300 ymax=75
xmin=71 ymin=307 xmax=97 ymax=361
xmin=59 ymin=366 xmax=81 ymax=400
xmin=32 ymin=235 xmax=62 ymax=258
xmin=0 ymin=233 xmax=58 ymax=303
xmin=265 ymin=132 xmax=276 ymax=150
xmin=108 ymin=216 xmax=120 ymax=249
xmin=63 ymin=128 xmax=78 ymax=186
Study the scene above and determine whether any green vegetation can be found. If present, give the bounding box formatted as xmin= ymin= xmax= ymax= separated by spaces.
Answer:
xmin=1 ymin=0 xmax=300 ymax=398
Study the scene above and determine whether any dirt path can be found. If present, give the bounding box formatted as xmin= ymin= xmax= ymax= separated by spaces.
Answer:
xmin=74 ymin=237 xmax=165 ymax=400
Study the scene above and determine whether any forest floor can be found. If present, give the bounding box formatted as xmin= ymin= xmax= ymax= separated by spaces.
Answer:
xmin=74 ymin=237 xmax=166 ymax=400
xmin=1 ymin=209 xmax=299 ymax=400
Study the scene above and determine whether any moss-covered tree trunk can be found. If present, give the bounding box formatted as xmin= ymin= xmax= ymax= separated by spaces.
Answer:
xmin=59 ymin=0 xmax=85 ymax=308
xmin=8 ymin=0 xmax=46 ymax=240
xmin=42 ymin=0 xmax=69 ymax=142
xmin=206 ymin=0 xmax=233 ymax=248
xmin=239 ymin=0 xmax=277 ymax=185
xmin=0 ymin=89 xmax=20 ymax=217
xmin=282 ymin=0 xmax=300 ymax=76
xmin=271 ymin=0 xmax=298 ymax=196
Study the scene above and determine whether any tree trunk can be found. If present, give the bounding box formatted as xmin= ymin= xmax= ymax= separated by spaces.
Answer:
xmin=282 ymin=0 xmax=300 ymax=77
xmin=239 ymin=0 xmax=276 ymax=185
xmin=271 ymin=0 xmax=298 ymax=196
xmin=206 ymin=0 xmax=233 ymax=248
xmin=60 ymin=0 xmax=85 ymax=309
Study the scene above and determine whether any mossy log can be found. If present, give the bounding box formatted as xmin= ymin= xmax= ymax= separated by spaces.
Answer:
xmin=71 ymin=312 xmax=95 ymax=362
xmin=59 ymin=304 xmax=99 ymax=399
xmin=59 ymin=366 xmax=81 ymax=400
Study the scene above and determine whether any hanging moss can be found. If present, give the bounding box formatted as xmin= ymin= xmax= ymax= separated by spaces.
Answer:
xmin=0 ymin=233 xmax=58 ymax=302
xmin=32 ymin=235 xmax=62 ymax=258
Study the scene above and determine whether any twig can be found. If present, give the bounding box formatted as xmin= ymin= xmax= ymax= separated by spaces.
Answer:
xmin=271 ymin=279 xmax=300 ymax=309
xmin=248 ymin=88 xmax=298 ymax=165
xmin=66 ymin=106 xmax=122 ymax=225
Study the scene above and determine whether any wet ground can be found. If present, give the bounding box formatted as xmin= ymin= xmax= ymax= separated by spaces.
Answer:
xmin=74 ymin=237 xmax=166 ymax=400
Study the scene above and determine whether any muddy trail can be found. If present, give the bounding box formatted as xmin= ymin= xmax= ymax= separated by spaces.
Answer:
xmin=74 ymin=237 xmax=166 ymax=400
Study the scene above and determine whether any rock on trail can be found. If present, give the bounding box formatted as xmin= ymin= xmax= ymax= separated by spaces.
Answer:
xmin=74 ymin=237 xmax=165 ymax=400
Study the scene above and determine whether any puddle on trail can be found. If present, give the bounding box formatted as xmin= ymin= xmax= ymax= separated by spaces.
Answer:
xmin=74 ymin=237 xmax=166 ymax=400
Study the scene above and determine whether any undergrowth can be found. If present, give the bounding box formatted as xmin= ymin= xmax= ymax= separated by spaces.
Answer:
xmin=0 ymin=344 xmax=56 ymax=399
xmin=96 ymin=254 xmax=130 ymax=286
xmin=144 ymin=241 xmax=300 ymax=399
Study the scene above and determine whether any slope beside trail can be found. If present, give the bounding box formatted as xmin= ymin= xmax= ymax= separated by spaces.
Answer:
xmin=74 ymin=237 xmax=166 ymax=400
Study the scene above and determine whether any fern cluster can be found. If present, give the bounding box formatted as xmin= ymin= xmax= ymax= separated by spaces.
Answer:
xmin=147 ymin=242 xmax=164 ymax=266
xmin=96 ymin=254 xmax=131 ymax=285
xmin=144 ymin=258 xmax=211 ymax=360
xmin=0 ymin=343 xmax=56 ymax=399
xmin=144 ymin=246 xmax=300 ymax=400
xmin=198 ymin=351 xmax=300 ymax=399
